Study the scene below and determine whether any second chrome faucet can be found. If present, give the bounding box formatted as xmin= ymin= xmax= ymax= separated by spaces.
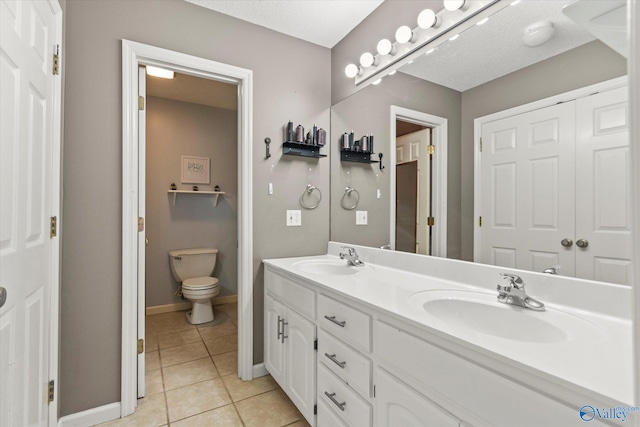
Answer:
xmin=497 ymin=273 xmax=545 ymax=311
xmin=339 ymin=246 xmax=364 ymax=267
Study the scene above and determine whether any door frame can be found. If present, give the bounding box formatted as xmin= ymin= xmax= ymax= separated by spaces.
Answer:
xmin=121 ymin=40 xmax=254 ymax=417
xmin=389 ymin=106 xmax=447 ymax=256
xmin=473 ymin=76 xmax=628 ymax=261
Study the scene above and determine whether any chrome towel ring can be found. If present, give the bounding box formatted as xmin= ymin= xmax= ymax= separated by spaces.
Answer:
xmin=341 ymin=186 xmax=359 ymax=210
xmin=300 ymin=184 xmax=322 ymax=210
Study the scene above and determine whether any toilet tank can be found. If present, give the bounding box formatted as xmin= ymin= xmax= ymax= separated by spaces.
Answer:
xmin=168 ymin=248 xmax=218 ymax=283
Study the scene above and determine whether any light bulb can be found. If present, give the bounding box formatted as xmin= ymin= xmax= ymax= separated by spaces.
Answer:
xmin=388 ymin=70 xmax=397 ymax=76
xmin=444 ymin=0 xmax=465 ymax=11
xmin=377 ymin=39 xmax=394 ymax=56
xmin=476 ymin=17 xmax=489 ymax=26
xmin=360 ymin=52 xmax=375 ymax=68
xmin=395 ymin=26 xmax=414 ymax=44
xmin=417 ymin=9 xmax=438 ymax=29
xmin=345 ymin=63 xmax=360 ymax=78
xmin=372 ymin=79 xmax=382 ymax=85
xmin=449 ymin=34 xmax=460 ymax=41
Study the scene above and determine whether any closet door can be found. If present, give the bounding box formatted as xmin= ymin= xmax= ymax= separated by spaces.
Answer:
xmin=479 ymin=102 xmax=576 ymax=274
xmin=575 ymin=87 xmax=631 ymax=285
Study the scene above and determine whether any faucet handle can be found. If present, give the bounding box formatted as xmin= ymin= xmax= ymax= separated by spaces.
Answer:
xmin=499 ymin=273 xmax=523 ymax=288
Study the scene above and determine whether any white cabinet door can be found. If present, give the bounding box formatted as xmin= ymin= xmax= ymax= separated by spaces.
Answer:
xmin=264 ymin=296 xmax=286 ymax=387
xmin=375 ymin=368 xmax=458 ymax=427
xmin=285 ymin=309 xmax=316 ymax=426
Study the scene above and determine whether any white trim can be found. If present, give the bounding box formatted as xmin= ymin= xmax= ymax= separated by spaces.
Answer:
xmin=145 ymin=295 xmax=238 ymax=316
xmin=122 ymin=40 xmax=253 ymax=417
xmin=252 ymin=363 xmax=269 ymax=378
xmin=472 ymin=76 xmax=628 ymax=261
xmin=57 ymin=402 xmax=121 ymax=427
xmin=389 ymin=106 xmax=448 ymax=256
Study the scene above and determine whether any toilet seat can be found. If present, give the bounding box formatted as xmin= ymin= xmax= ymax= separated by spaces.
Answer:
xmin=182 ymin=277 xmax=219 ymax=291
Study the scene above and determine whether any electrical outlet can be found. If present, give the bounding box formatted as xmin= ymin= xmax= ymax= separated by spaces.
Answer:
xmin=286 ymin=210 xmax=301 ymax=226
xmin=356 ymin=210 xmax=368 ymax=225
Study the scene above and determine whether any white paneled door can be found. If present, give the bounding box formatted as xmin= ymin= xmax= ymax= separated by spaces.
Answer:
xmin=478 ymin=86 xmax=631 ymax=285
xmin=0 ymin=0 xmax=62 ymax=426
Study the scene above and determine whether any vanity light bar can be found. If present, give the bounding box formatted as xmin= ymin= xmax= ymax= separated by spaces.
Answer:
xmin=353 ymin=0 xmax=503 ymax=86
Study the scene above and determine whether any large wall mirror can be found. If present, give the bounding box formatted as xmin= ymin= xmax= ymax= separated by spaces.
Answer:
xmin=330 ymin=0 xmax=631 ymax=285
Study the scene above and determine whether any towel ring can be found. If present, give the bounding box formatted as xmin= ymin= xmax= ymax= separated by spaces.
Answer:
xmin=341 ymin=187 xmax=359 ymax=210
xmin=300 ymin=184 xmax=322 ymax=210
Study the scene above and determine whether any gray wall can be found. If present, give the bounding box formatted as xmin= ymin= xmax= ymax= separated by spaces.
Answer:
xmin=459 ymin=41 xmax=627 ymax=261
xmin=330 ymin=72 xmax=462 ymax=258
xmin=61 ymin=0 xmax=330 ymax=416
xmin=146 ymin=96 xmax=238 ymax=307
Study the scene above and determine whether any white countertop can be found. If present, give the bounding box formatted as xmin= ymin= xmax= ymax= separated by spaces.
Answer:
xmin=263 ymin=244 xmax=634 ymax=407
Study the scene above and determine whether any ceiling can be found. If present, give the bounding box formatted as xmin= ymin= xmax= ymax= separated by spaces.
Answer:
xmin=184 ymin=0 xmax=384 ymax=48
xmin=399 ymin=0 xmax=596 ymax=92
xmin=146 ymin=72 xmax=238 ymax=110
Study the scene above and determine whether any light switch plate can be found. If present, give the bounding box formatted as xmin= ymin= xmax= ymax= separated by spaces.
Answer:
xmin=356 ymin=210 xmax=368 ymax=225
xmin=286 ymin=210 xmax=301 ymax=226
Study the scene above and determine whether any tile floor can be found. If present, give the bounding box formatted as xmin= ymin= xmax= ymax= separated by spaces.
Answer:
xmin=98 ymin=304 xmax=310 ymax=427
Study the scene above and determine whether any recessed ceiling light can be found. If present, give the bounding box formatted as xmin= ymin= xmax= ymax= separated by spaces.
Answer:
xmin=147 ymin=66 xmax=174 ymax=79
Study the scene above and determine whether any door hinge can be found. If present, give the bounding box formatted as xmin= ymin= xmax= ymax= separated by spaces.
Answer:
xmin=52 ymin=45 xmax=60 ymax=75
xmin=427 ymin=216 xmax=435 ymax=226
xmin=314 ymin=339 xmax=318 ymax=350
xmin=427 ymin=144 xmax=435 ymax=155
xmin=373 ymin=384 xmax=376 ymax=398
xmin=137 ymin=339 xmax=144 ymax=354
xmin=50 ymin=216 xmax=57 ymax=238
xmin=48 ymin=380 xmax=55 ymax=403
xmin=314 ymin=404 xmax=317 ymax=415
xmin=138 ymin=217 xmax=144 ymax=232
xmin=479 ymin=216 xmax=483 ymax=227
xmin=138 ymin=96 xmax=145 ymax=110
xmin=479 ymin=138 xmax=483 ymax=152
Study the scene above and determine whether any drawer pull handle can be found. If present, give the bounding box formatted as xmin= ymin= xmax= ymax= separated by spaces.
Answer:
xmin=324 ymin=315 xmax=346 ymax=327
xmin=324 ymin=391 xmax=346 ymax=411
xmin=277 ymin=316 xmax=288 ymax=343
xmin=324 ymin=353 xmax=346 ymax=369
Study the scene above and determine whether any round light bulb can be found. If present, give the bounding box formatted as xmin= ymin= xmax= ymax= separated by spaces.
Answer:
xmin=377 ymin=39 xmax=394 ymax=56
xmin=359 ymin=52 xmax=375 ymax=68
xmin=372 ymin=78 xmax=382 ymax=86
xmin=345 ymin=63 xmax=360 ymax=78
xmin=444 ymin=0 xmax=465 ymax=11
xmin=395 ymin=25 xmax=414 ymax=44
xmin=417 ymin=9 xmax=438 ymax=29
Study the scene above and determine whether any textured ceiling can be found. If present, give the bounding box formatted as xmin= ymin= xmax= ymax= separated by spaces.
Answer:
xmin=146 ymin=72 xmax=238 ymax=110
xmin=400 ymin=0 xmax=596 ymax=92
xmin=184 ymin=0 xmax=384 ymax=48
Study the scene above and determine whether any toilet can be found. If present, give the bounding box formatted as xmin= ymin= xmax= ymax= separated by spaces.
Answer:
xmin=168 ymin=248 xmax=220 ymax=324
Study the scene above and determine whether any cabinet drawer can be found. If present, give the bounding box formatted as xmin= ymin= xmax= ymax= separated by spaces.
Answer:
xmin=318 ymin=329 xmax=371 ymax=399
xmin=318 ymin=363 xmax=371 ymax=427
xmin=317 ymin=398 xmax=348 ymax=427
xmin=318 ymin=294 xmax=371 ymax=351
xmin=265 ymin=269 xmax=315 ymax=319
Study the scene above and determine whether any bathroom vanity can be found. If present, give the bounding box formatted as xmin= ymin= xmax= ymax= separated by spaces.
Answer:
xmin=263 ymin=242 xmax=633 ymax=427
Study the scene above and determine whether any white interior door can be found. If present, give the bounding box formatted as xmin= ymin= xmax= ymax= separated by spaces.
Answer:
xmin=137 ymin=66 xmax=147 ymax=397
xmin=479 ymin=102 xmax=576 ymax=273
xmin=575 ymin=87 xmax=631 ymax=285
xmin=0 ymin=0 xmax=61 ymax=425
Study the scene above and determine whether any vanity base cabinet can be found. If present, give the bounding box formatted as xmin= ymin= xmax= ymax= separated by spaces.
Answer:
xmin=374 ymin=368 xmax=459 ymax=427
xmin=318 ymin=363 xmax=372 ymax=427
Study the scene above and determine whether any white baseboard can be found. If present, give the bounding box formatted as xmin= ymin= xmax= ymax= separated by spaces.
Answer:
xmin=253 ymin=363 xmax=269 ymax=378
xmin=58 ymin=402 xmax=120 ymax=427
xmin=145 ymin=295 xmax=238 ymax=316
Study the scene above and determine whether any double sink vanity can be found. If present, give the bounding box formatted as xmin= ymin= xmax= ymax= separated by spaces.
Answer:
xmin=263 ymin=242 xmax=633 ymax=427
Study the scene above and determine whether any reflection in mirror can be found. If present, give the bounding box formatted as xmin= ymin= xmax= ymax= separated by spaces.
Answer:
xmin=330 ymin=0 xmax=629 ymax=284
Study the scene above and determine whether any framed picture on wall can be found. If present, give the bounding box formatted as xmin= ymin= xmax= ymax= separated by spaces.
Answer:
xmin=181 ymin=156 xmax=210 ymax=184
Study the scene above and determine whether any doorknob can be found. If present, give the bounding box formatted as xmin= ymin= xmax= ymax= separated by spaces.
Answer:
xmin=561 ymin=238 xmax=573 ymax=247
xmin=576 ymin=239 xmax=589 ymax=248
xmin=0 ymin=287 xmax=7 ymax=308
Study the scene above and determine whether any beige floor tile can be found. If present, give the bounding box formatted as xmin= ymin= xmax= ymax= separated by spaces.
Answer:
xmin=222 ymin=373 xmax=278 ymax=402
xmin=158 ymin=328 xmax=201 ymax=350
xmin=97 ymin=393 xmax=167 ymax=427
xmin=198 ymin=321 xmax=237 ymax=341
xmin=196 ymin=308 xmax=229 ymax=327
xmin=204 ymin=334 xmax=238 ymax=356
xmin=235 ymin=389 xmax=303 ymax=427
xmin=151 ymin=310 xmax=196 ymax=333
xmin=170 ymin=404 xmax=243 ymax=427
xmin=166 ymin=378 xmax=232 ymax=422
xmin=146 ymin=368 xmax=164 ymax=396
xmin=286 ymin=419 xmax=312 ymax=427
xmin=163 ymin=357 xmax=218 ymax=391
xmin=212 ymin=350 xmax=238 ymax=376
xmin=216 ymin=304 xmax=238 ymax=325
xmin=145 ymin=333 xmax=159 ymax=352
xmin=160 ymin=341 xmax=209 ymax=367
xmin=146 ymin=351 xmax=160 ymax=371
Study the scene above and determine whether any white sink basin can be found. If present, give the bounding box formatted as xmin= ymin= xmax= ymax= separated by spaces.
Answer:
xmin=409 ymin=290 xmax=605 ymax=344
xmin=293 ymin=259 xmax=364 ymax=276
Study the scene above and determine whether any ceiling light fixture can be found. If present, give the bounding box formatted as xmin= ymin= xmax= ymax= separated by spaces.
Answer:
xmin=395 ymin=26 xmax=416 ymax=44
xmin=344 ymin=63 xmax=360 ymax=78
xmin=522 ymin=21 xmax=555 ymax=47
xmin=147 ymin=66 xmax=175 ymax=79
xmin=417 ymin=9 xmax=439 ymax=29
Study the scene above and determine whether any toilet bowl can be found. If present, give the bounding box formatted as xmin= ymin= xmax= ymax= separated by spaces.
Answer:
xmin=169 ymin=248 xmax=220 ymax=324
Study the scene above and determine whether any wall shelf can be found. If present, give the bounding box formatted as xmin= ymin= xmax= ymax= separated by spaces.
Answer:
xmin=168 ymin=190 xmax=225 ymax=207
xmin=340 ymin=151 xmax=378 ymax=164
xmin=283 ymin=142 xmax=327 ymax=158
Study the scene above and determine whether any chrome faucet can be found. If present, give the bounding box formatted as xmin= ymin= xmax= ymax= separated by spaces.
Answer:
xmin=542 ymin=265 xmax=560 ymax=275
xmin=339 ymin=246 xmax=364 ymax=266
xmin=497 ymin=273 xmax=545 ymax=311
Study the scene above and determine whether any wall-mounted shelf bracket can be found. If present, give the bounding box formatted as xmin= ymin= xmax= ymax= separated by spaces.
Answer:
xmin=168 ymin=190 xmax=225 ymax=207
xmin=340 ymin=151 xmax=379 ymax=164
xmin=283 ymin=142 xmax=327 ymax=158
